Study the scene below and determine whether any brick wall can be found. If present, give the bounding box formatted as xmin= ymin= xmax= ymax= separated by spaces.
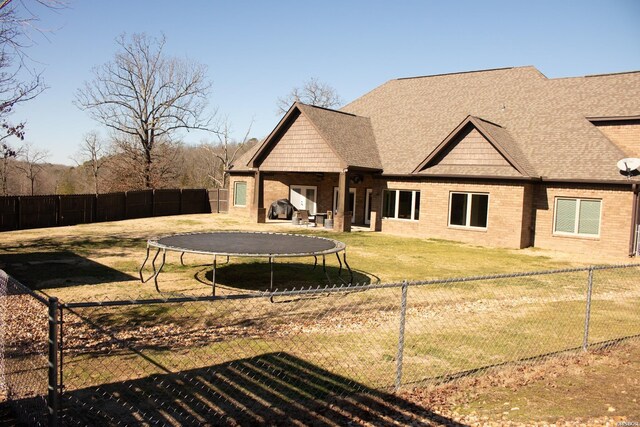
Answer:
xmin=262 ymin=172 xmax=378 ymax=225
xmin=593 ymin=121 xmax=640 ymax=157
xmin=533 ymin=183 xmax=633 ymax=258
xmin=379 ymin=179 xmax=531 ymax=249
xmin=228 ymin=174 xmax=255 ymax=219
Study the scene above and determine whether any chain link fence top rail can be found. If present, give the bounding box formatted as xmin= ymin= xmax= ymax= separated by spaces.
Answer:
xmin=1 ymin=265 xmax=639 ymax=425
xmin=0 ymin=270 xmax=50 ymax=426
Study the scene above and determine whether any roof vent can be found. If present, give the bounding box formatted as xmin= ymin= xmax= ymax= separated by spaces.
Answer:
xmin=616 ymin=158 xmax=640 ymax=178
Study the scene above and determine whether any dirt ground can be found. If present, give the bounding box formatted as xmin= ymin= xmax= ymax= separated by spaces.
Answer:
xmin=397 ymin=338 xmax=640 ymax=426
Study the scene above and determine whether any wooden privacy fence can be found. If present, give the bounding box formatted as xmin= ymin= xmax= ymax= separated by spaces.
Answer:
xmin=208 ymin=188 xmax=229 ymax=214
xmin=0 ymin=189 xmax=223 ymax=232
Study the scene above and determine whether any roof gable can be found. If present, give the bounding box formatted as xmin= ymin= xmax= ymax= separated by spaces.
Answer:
xmin=414 ymin=116 xmax=535 ymax=177
xmin=257 ymin=111 xmax=344 ymax=172
xmin=248 ymin=102 xmax=382 ymax=172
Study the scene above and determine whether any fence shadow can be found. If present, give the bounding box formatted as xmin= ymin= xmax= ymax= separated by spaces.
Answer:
xmin=60 ymin=352 xmax=466 ymax=426
xmin=0 ymin=251 xmax=136 ymax=289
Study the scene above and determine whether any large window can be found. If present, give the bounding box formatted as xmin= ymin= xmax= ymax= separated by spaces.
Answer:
xmin=382 ymin=190 xmax=420 ymax=220
xmin=554 ymin=198 xmax=601 ymax=237
xmin=449 ymin=192 xmax=489 ymax=229
xmin=234 ymin=181 xmax=247 ymax=207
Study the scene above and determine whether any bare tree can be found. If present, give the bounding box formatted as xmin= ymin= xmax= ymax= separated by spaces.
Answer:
xmin=73 ymin=131 xmax=108 ymax=194
xmin=205 ymin=119 xmax=254 ymax=188
xmin=0 ymin=119 xmax=24 ymax=195
xmin=107 ymin=134 xmax=182 ymax=191
xmin=75 ymin=33 xmax=214 ymax=189
xmin=15 ymin=142 xmax=48 ymax=195
xmin=276 ymin=77 xmax=342 ymax=115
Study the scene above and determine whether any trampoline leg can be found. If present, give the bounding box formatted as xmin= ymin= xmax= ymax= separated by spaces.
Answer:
xmin=140 ymin=247 xmax=161 ymax=284
xmin=212 ymin=255 xmax=217 ymax=296
xmin=343 ymin=251 xmax=353 ymax=284
xmin=312 ymin=256 xmax=318 ymax=270
xmin=336 ymin=252 xmax=343 ymax=276
xmin=154 ymin=249 xmax=167 ymax=293
xmin=180 ymin=252 xmax=186 ymax=266
xmin=269 ymin=257 xmax=274 ymax=291
xmin=139 ymin=245 xmax=151 ymax=282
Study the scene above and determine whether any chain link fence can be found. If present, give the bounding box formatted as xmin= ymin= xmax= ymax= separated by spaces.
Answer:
xmin=1 ymin=264 xmax=639 ymax=425
xmin=0 ymin=270 xmax=52 ymax=426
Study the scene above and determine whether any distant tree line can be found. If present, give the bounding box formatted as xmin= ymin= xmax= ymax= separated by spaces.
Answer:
xmin=0 ymin=136 xmax=257 ymax=196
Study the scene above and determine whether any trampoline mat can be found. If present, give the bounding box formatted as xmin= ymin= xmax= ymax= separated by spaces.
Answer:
xmin=154 ymin=232 xmax=342 ymax=256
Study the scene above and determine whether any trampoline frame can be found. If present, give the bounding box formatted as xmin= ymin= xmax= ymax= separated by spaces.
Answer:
xmin=139 ymin=231 xmax=353 ymax=295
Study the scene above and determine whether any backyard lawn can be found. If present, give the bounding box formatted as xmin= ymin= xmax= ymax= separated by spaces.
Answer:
xmin=1 ymin=213 xmax=638 ymax=425
xmin=0 ymin=212 xmax=578 ymax=301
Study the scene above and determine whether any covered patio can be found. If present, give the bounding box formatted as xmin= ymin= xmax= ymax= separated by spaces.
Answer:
xmin=228 ymin=102 xmax=383 ymax=232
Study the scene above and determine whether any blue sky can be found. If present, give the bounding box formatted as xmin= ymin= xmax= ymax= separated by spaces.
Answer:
xmin=12 ymin=0 xmax=640 ymax=165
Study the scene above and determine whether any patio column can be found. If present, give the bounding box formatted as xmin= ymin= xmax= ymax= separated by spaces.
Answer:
xmin=252 ymin=171 xmax=266 ymax=223
xmin=334 ymin=169 xmax=351 ymax=232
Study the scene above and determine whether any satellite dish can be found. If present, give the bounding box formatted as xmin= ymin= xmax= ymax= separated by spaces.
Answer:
xmin=617 ymin=158 xmax=640 ymax=177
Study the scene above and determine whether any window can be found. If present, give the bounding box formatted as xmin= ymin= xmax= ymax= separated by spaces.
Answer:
xmin=234 ymin=181 xmax=247 ymax=207
xmin=449 ymin=192 xmax=489 ymax=229
xmin=382 ymin=190 xmax=420 ymax=220
xmin=554 ymin=198 xmax=601 ymax=237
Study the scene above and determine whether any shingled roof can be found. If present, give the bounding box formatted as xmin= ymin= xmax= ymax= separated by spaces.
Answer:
xmin=341 ymin=66 xmax=640 ymax=181
xmin=237 ymin=102 xmax=381 ymax=172
xmin=233 ymin=66 xmax=640 ymax=181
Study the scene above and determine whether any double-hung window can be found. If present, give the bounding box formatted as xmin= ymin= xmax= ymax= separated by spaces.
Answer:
xmin=448 ymin=192 xmax=489 ymax=229
xmin=234 ymin=181 xmax=247 ymax=207
xmin=382 ymin=189 xmax=420 ymax=220
xmin=554 ymin=198 xmax=601 ymax=237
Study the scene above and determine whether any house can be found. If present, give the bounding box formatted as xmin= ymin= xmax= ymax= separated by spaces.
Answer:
xmin=228 ymin=66 xmax=640 ymax=258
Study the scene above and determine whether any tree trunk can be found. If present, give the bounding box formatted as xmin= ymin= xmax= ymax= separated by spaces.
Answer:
xmin=144 ymin=147 xmax=152 ymax=189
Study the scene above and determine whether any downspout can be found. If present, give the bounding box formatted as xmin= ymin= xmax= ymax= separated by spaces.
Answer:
xmin=629 ymin=183 xmax=639 ymax=257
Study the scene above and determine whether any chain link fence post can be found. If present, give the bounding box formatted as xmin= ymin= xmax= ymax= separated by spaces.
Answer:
xmin=394 ymin=280 xmax=408 ymax=392
xmin=582 ymin=267 xmax=594 ymax=352
xmin=48 ymin=297 xmax=60 ymax=427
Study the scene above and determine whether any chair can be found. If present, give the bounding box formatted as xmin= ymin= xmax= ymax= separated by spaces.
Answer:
xmin=298 ymin=210 xmax=316 ymax=227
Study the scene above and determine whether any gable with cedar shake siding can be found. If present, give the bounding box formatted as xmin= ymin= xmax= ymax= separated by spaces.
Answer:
xmin=229 ymin=66 xmax=640 ymax=258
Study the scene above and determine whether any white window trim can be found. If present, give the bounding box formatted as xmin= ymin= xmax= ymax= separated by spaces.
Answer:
xmin=233 ymin=181 xmax=247 ymax=207
xmin=364 ymin=188 xmax=373 ymax=225
xmin=382 ymin=189 xmax=420 ymax=221
xmin=448 ymin=192 xmax=490 ymax=230
xmin=553 ymin=197 xmax=602 ymax=238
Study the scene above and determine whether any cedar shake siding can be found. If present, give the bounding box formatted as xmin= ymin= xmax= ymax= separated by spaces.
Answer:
xmin=259 ymin=113 xmax=343 ymax=173
xmin=421 ymin=126 xmax=521 ymax=177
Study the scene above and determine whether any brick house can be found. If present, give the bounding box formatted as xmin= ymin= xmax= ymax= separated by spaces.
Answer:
xmin=228 ymin=66 xmax=640 ymax=258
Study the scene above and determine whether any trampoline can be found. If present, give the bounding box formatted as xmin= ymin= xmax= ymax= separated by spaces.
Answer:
xmin=139 ymin=231 xmax=353 ymax=294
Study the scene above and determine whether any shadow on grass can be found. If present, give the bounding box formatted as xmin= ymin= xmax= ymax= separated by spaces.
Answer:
xmin=58 ymin=352 xmax=465 ymax=426
xmin=0 ymin=251 xmax=136 ymax=289
xmin=196 ymin=261 xmax=377 ymax=293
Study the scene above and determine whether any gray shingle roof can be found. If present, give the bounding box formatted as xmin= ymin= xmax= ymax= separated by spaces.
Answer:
xmin=233 ymin=66 xmax=640 ymax=182
xmin=296 ymin=103 xmax=382 ymax=170
xmin=341 ymin=66 xmax=640 ymax=180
